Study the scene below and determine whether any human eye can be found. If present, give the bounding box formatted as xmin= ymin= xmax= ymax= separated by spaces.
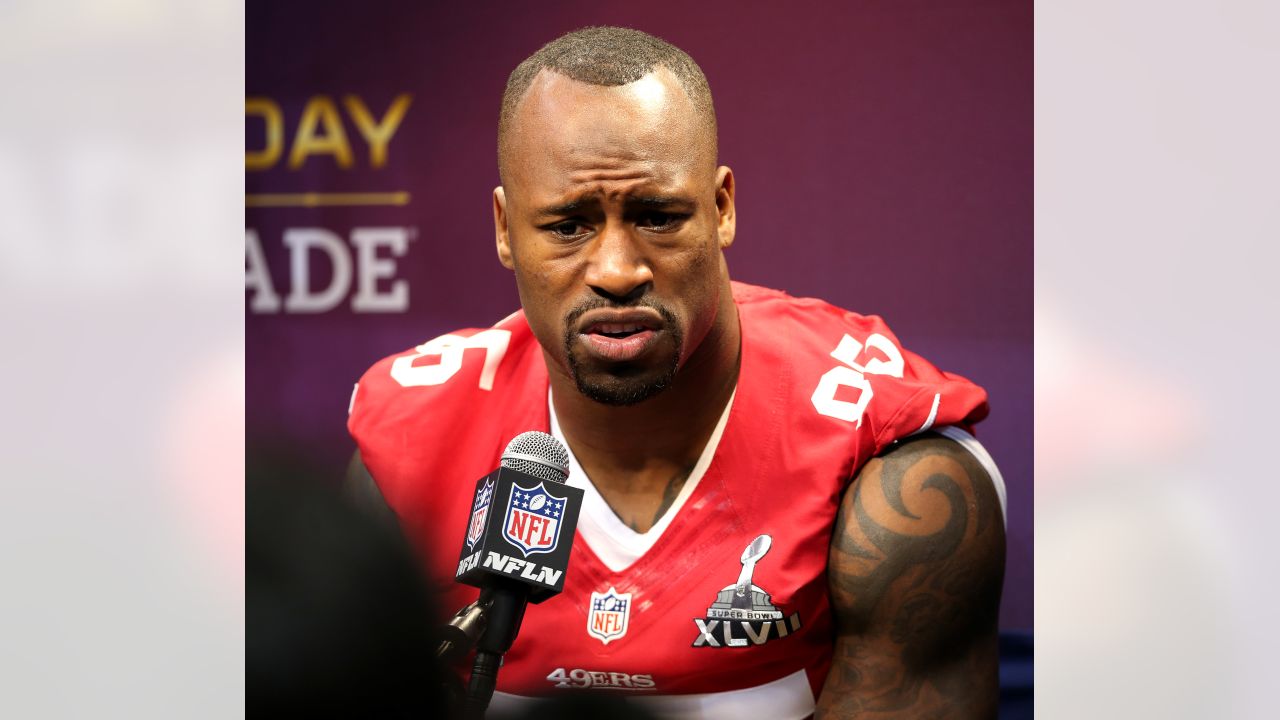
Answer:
xmin=543 ymin=219 xmax=591 ymax=240
xmin=636 ymin=210 xmax=686 ymax=232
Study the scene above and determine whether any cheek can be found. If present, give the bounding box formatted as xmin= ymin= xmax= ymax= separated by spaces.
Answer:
xmin=660 ymin=234 xmax=714 ymax=285
xmin=663 ymin=241 xmax=723 ymax=337
xmin=513 ymin=237 xmax=576 ymax=285
xmin=511 ymin=253 xmax=579 ymax=352
xmin=513 ymin=268 xmax=556 ymax=325
xmin=515 ymin=257 xmax=578 ymax=314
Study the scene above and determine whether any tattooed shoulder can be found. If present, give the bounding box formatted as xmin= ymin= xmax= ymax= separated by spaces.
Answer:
xmin=818 ymin=433 xmax=1005 ymax=719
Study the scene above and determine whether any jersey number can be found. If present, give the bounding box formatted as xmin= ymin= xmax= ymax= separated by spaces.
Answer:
xmin=810 ymin=333 xmax=904 ymax=426
xmin=389 ymin=329 xmax=511 ymax=390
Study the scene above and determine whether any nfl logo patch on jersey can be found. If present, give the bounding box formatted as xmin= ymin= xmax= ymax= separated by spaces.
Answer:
xmin=466 ymin=479 xmax=495 ymax=550
xmin=502 ymin=482 xmax=565 ymax=556
xmin=587 ymin=586 xmax=632 ymax=645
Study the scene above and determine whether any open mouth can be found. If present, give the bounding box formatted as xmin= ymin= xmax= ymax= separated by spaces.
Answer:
xmin=578 ymin=321 xmax=660 ymax=363
xmin=572 ymin=307 xmax=667 ymax=363
xmin=591 ymin=323 xmax=648 ymax=339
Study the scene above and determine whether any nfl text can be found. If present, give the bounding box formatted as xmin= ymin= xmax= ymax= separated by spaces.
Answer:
xmin=456 ymin=550 xmax=563 ymax=588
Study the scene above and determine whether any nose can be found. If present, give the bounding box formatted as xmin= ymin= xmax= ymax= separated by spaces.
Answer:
xmin=583 ymin=224 xmax=653 ymax=303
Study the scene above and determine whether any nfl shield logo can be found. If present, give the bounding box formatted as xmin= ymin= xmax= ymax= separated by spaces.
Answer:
xmin=588 ymin=587 xmax=632 ymax=645
xmin=466 ymin=479 xmax=494 ymax=550
xmin=501 ymin=482 xmax=565 ymax=556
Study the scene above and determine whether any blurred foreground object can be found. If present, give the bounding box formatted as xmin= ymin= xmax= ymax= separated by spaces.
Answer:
xmin=246 ymin=466 xmax=447 ymax=717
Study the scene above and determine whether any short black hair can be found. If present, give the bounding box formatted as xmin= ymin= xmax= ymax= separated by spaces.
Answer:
xmin=498 ymin=26 xmax=717 ymax=181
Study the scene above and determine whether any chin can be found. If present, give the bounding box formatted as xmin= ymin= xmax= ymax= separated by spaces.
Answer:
xmin=575 ymin=373 xmax=673 ymax=406
xmin=563 ymin=325 xmax=683 ymax=406
xmin=568 ymin=356 xmax=679 ymax=407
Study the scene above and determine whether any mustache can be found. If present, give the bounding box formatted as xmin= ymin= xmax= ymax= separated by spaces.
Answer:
xmin=563 ymin=296 xmax=676 ymax=329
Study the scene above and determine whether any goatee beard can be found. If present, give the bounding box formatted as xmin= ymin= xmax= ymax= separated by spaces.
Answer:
xmin=562 ymin=300 xmax=682 ymax=406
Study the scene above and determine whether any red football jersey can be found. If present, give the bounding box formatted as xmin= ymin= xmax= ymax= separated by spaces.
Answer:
xmin=348 ymin=282 xmax=989 ymax=718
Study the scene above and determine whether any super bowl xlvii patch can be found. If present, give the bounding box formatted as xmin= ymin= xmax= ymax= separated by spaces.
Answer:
xmin=501 ymin=482 xmax=565 ymax=556
xmin=466 ymin=479 xmax=495 ymax=550
xmin=691 ymin=534 xmax=802 ymax=648
xmin=587 ymin=586 xmax=632 ymax=645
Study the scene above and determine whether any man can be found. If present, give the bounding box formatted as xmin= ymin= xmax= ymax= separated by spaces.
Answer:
xmin=348 ymin=27 xmax=1005 ymax=718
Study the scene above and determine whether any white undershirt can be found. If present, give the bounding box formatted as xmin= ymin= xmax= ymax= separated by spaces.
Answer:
xmin=548 ymin=387 xmax=736 ymax=573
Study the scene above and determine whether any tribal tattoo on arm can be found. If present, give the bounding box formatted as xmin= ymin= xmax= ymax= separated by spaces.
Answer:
xmin=817 ymin=434 xmax=1005 ymax=719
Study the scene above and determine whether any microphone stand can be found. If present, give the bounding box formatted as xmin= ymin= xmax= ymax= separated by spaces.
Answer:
xmin=435 ymin=598 xmax=488 ymax=665
xmin=435 ymin=582 xmax=530 ymax=720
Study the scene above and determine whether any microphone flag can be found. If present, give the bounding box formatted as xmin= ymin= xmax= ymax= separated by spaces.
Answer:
xmin=455 ymin=466 xmax=583 ymax=603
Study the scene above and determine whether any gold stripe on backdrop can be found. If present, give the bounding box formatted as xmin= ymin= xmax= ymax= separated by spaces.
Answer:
xmin=245 ymin=192 xmax=411 ymax=207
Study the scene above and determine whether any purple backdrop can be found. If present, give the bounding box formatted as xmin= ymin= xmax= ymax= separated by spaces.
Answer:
xmin=246 ymin=0 xmax=1032 ymax=629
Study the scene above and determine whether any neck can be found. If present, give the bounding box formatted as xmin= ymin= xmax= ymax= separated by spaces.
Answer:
xmin=549 ymin=287 xmax=740 ymax=476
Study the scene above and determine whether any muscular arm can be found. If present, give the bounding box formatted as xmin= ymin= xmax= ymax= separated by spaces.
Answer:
xmin=817 ymin=434 xmax=1005 ymax=719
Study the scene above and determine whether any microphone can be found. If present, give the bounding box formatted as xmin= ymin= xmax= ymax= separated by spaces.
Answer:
xmin=451 ymin=431 xmax=583 ymax=718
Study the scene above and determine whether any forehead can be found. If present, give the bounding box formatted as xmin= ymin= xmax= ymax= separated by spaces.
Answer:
xmin=503 ymin=68 xmax=713 ymax=199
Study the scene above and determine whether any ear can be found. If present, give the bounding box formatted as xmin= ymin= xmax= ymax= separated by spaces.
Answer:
xmin=494 ymin=186 xmax=514 ymax=269
xmin=714 ymin=166 xmax=736 ymax=249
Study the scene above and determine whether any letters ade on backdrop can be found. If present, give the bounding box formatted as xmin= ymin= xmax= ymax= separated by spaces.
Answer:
xmin=244 ymin=226 xmax=414 ymax=314
xmin=245 ymin=94 xmax=417 ymax=315
xmin=455 ymin=466 xmax=584 ymax=604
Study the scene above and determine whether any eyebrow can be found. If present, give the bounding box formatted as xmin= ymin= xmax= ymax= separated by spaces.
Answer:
xmin=536 ymin=198 xmax=591 ymax=217
xmin=535 ymin=195 xmax=693 ymax=218
xmin=628 ymin=196 xmax=693 ymax=209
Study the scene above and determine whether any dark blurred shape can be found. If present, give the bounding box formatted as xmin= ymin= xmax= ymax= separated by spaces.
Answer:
xmin=246 ymin=455 xmax=450 ymax=717
xmin=491 ymin=694 xmax=661 ymax=720
xmin=998 ymin=630 xmax=1033 ymax=720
